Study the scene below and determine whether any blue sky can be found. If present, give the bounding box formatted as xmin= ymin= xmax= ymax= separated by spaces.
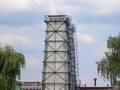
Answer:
xmin=0 ymin=0 xmax=120 ymax=87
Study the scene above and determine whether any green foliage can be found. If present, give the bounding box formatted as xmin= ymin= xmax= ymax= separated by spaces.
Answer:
xmin=96 ymin=33 xmax=120 ymax=86
xmin=0 ymin=45 xmax=25 ymax=90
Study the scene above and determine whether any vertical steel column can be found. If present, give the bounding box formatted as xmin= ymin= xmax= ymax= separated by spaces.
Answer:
xmin=42 ymin=15 xmax=76 ymax=90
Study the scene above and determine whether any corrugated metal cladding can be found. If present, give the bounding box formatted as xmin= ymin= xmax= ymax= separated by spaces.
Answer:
xmin=42 ymin=15 xmax=76 ymax=90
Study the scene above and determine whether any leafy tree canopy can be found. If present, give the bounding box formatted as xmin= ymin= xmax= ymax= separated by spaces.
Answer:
xmin=0 ymin=44 xmax=25 ymax=90
xmin=96 ymin=33 xmax=120 ymax=86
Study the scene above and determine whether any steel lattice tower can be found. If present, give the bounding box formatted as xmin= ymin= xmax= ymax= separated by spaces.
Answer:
xmin=42 ymin=15 xmax=76 ymax=90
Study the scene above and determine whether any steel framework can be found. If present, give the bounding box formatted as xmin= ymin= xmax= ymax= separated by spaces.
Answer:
xmin=42 ymin=15 xmax=76 ymax=90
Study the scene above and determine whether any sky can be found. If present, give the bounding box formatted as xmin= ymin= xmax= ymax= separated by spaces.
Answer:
xmin=0 ymin=0 xmax=120 ymax=87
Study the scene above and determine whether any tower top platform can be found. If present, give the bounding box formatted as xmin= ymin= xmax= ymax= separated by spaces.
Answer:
xmin=44 ymin=15 xmax=71 ymax=22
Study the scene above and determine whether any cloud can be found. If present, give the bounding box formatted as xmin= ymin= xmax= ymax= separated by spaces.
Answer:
xmin=26 ymin=57 xmax=41 ymax=67
xmin=76 ymin=32 xmax=97 ymax=43
xmin=0 ymin=34 xmax=43 ymax=50
xmin=77 ymin=23 xmax=120 ymax=34
xmin=21 ymin=57 xmax=42 ymax=81
xmin=0 ymin=34 xmax=29 ymax=45
xmin=0 ymin=0 xmax=120 ymax=26
xmin=72 ymin=0 xmax=120 ymax=15
xmin=93 ymin=42 xmax=107 ymax=59
xmin=48 ymin=0 xmax=58 ymax=15
xmin=1 ymin=0 xmax=119 ymax=15
xmin=48 ymin=0 xmax=120 ymax=15
xmin=0 ymin=0 xmax=30 ymax=12
xmin=0 ymin=23 xmax=45 ymax=49
xmin=92 ymin=0 xmax=120 ymax=15
xmin=0 ymin=0 xmax=46 ymax=12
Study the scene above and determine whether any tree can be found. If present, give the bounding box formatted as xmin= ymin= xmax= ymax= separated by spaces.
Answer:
xmin=96 ymin=33 xmax=120 ymax=86
xmin=0 ymin=45 xmax=25 ymax=90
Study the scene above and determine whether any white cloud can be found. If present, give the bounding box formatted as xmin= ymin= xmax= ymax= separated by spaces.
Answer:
xmin=93 ymin=42 xmax=107 ymax=58
xmin=0 ymin=0 xmax=30 ymax=11
xmin=0 ymin=0 xmax=45 ymax=12
xmin=77 ymin=23 xmax=120 ymax=32
xmin=42 ymin=0 xmax=120 ymax=16
xmin=0 ymin=34 xmax=43 ymax=49
xmin=93 ymin=0 xmax=120 ymax=15
xmin=0 ymin=23 xmax=45 ymax=49
xmin=48 ymin=0 xmax=58 ymax=15
xmin=82 ymin=0 xmax=120 ymax=15
xmin=26 ymin=57 xmax=41 ymax=67
xmin=53 ymin=0 xmax=120 ymax=15
xmin=33 ymin=0 xmax=44 ymax=4
xmin=0 ymin=0 xmax=119 ymax=16
xmin=76 ymin=32 xmax=97 ymax=43
xmin=0 ymin=34 xmax=29 ymax=45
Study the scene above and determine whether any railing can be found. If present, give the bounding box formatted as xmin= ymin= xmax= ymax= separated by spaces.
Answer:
xmin=44 ymin=15 xmax=71 ymax=22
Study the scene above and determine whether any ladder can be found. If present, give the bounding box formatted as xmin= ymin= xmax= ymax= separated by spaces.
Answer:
xmin=74 ymin=32 xmax=79 ymax=84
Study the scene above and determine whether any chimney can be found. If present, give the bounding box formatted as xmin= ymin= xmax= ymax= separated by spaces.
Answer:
xmin=94 ymin=78 xmax=97 ymax=87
